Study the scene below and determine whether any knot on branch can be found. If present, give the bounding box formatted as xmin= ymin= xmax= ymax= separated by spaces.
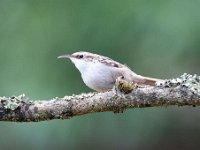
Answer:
xmin=115 ymin=76 xmax=138 ymax=94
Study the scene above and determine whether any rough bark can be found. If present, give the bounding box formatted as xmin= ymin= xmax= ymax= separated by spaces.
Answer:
xmin=0 ymin=73 xmax=200 ymax=122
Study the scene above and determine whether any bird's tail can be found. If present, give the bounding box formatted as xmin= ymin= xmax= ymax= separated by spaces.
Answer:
xmin=133 ymin=75 xmax=162 ymax=86
xmin=142 ymin=76 xmax=162 ymax=86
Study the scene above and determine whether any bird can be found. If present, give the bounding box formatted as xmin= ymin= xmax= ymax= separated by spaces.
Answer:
xmin=58 ymin=51 xmax=161 ymax=92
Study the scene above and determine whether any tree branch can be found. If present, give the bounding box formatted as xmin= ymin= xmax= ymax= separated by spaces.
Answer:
xmin=0 ymin=73 xmax=200 ymax=122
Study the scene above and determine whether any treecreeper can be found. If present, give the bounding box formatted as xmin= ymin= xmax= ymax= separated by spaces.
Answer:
xmin=58 ymin=51 xmax=161 ymax=92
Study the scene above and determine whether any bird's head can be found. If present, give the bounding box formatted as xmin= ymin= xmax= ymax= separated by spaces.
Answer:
xmin=58 ymin=51 xmax=96 ymax=74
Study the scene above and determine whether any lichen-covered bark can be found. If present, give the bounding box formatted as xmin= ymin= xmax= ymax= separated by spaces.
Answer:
xmin=0 ymin=73 xmax=200 ymax=122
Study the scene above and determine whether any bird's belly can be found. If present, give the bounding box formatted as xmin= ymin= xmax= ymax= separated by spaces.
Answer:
xmin=81 ymin=64 xmax=119 ymax=91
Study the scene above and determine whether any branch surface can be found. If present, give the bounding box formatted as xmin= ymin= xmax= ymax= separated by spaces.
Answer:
xmin=0 ymin=73 xmax=200 ymax=122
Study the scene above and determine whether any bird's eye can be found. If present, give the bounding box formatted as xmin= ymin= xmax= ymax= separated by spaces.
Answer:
xmin=79 ymin=54 xmax=83 ymax=59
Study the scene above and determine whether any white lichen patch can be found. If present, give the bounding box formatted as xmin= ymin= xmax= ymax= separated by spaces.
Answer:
xmin=4 ymin=101 xmax=19 ymax=110
xmin=156 ymin=73 xmax=200 ymax=95
xmin=0 ymin=94 xmax=28 ymax=110
xmin=67 ymin=93 xmax=95 ymax=99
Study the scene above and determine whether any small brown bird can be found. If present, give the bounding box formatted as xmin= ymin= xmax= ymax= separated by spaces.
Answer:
xmin=58 ymin=51 xmax=161 ymax=92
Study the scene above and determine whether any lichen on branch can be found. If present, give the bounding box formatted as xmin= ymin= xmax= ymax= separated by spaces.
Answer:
xmin=0 ymin=73 xmax=200 ymax=122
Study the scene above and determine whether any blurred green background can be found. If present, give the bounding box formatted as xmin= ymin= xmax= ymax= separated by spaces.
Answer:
xmin=0 ymin=0 xmax=200 ymax=150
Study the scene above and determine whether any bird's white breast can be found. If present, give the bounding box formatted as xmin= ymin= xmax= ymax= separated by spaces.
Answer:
xmin=73 ymin=59 xmax=119 ymax=91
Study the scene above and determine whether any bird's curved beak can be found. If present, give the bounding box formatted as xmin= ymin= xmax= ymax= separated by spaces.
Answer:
xmin=57 ymin=54 xmax=72 ymax=59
